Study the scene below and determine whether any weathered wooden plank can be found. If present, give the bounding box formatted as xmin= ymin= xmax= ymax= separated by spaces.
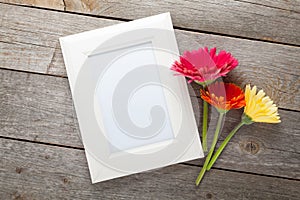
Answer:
xmin=0 ymin=41 xmax=55 ymax=73
xmin=236 ymin=0 xmax=300 ymax=12
xmin=1 ymin=3 xmax=299 ymax=111
xmin=0 ymin=68 xmax=299 ymax=179
xmin=0 ymin=2 xmax=298 ymax=198
xmin=190 ymin=107 xmax=300 ymax=179
xmin=4 ymin=0 xmax=300 ymax=13
xmin=0 ymin=69 xmax=81 ymax=148
xmin=0 ymin=3 xmax=119 ymax=48
xmin=1 ymin=0 xmax=65 ymax=10
xmin=177 ymin=32 xmax=300 ymax=112
xmin=1 ymin=138 xmax=299 ymax=200
xmin=1 ymin=0 xmax=299 ymax=45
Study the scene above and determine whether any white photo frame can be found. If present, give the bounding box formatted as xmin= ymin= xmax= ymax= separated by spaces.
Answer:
xmin=60 ymin=13 xmax=203 ymax=183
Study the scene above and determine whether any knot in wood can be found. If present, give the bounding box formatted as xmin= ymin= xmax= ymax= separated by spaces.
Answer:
xmin=15 ymin=167 xmax=23 ymax=174
xmin=206 ymin=193 xmax=213 ymax=199
xmin=240 ymin=140 xmax=260 ymax=155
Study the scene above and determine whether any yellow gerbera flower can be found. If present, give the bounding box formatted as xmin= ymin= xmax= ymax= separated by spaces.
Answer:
xmin=244 ymin=84 xmax=280 ymax=123
xmin=205 ymin=84 xmax=281 ymax=173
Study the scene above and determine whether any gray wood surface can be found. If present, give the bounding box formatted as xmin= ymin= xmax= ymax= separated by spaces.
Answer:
xmin=1 ymin=3 xmax=299 ymax=111
xmin=240 ymin=0 xmax=300 ymax=12
xmin=1 ymin=138 xmax=299 ymax=200
xmin=1 ymin=0 xmax=299 ymax=45
xmin=0 ymin=68 xmax=299 ymax=179
xmin=4 ymin=0 xmax=300 ymax=13
xmin=0 ymin=1 xmax=299 ymax=199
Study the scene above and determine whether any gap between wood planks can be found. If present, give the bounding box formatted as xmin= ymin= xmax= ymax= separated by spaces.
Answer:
xmin=1 ymin=2 xmax=299 ymax=111
xmin=1 ymin=66 xmax=299 ymax=115
xmin=1 ymin=64 xmax=298 ymax=179
xmin=0 ymin=1 xmax=299 ymax=48
xmin=1 ymin=136 xmax=299 ymax=182
xmin=62 ymin=0 xmax=66 ymax=11
xmin=1 ymin=2 xmax=299 ymax=183
xmin=232 ymin=0 xmax=300 ymax=13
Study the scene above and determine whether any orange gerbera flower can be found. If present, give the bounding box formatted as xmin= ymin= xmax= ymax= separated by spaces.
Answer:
xmin=200 ymin=82 xmax=245 ymax=113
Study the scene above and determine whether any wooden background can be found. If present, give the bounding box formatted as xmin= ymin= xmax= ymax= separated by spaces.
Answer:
xmin=0 ymin=0 xmax=299 ymax=199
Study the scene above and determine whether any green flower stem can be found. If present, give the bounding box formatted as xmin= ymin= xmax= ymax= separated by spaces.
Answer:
xmin=196 ymin=112 xmax=224 ymax=186
xmin=206 ymin=121 xmax=245 ymax=171
xmin=194 ymin=80 xmax=210 ymax=153
xmin=202 ymin=100 xmax=208 ymax=152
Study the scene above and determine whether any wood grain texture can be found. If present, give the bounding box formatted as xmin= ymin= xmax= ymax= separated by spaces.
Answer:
xmin=0 ymin=41 xmax=55 ymax=73
xmin=0 ymin=69 xmax=81 ymax=148
xmin=1 ymin=0 xmax=299 ymax=45
xmin=235 ymin=0 xmax=300 ymax=12
xmin=0 ymin=1 xmax=299 ymax=198
xmin=1 ymin=138 xmax=299 ymax=200
xmin=0 ymin=69 xmax=299 ymax=179
xmin=1 ymin=0 xmax=65 ymax=10
xmin=1 ymin=3 xmax=299 ymax=111
xmin=5 ymin=0 xmax=300 ymax=13
xmin=190 ymin=106 xmax=300 ymax=179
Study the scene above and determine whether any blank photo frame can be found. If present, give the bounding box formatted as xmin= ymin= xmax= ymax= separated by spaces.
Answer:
xmin=60 ymin=13 xmax=204 ymax=183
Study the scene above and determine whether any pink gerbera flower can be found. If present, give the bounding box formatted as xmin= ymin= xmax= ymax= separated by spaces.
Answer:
xmin=171 ymin=47 xmax=238 ymax=85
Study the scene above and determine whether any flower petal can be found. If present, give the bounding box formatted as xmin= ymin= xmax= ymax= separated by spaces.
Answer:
xmin=244 ymin=85 xmax=280 ymax=123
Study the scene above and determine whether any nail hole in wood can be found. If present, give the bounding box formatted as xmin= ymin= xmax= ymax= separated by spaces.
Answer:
xmin=63 ymin=177 xmax=69 ymax=184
